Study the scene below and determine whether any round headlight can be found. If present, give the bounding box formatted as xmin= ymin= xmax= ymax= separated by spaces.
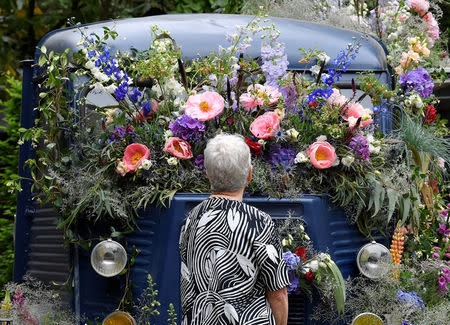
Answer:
xmin=356 ymin=241 xmax=391 ymax=279
xmin=351 ymin=312 xmax=384 ymax=325
xmin=90 ymin=239 xmax=127 ymax=277
xmin=102 ymin=311 xmax=136 ymax=325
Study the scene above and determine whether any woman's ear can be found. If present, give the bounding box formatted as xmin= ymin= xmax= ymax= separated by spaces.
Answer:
xmin=247 ymin=165 xmax=253 ymax=183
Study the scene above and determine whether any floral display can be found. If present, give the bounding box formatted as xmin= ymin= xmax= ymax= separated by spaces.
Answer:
xmin=14 ymin=3 xmax=450 ymax=324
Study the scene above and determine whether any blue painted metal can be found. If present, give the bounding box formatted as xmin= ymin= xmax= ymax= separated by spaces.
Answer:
xmin=77 ymin=194 xmax=382 ymax=324
xmin=35 ymin=14 xmax=388 ymax=74
xmin=14 ymin=60 xmax=37 ymax=282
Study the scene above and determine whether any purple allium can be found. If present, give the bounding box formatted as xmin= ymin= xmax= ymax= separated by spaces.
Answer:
xmin=399 ymin=68 xmax=434 ymax=99
xmin=349 ymin=136 xmax=370 ymax=161
xmin=397 ymin=290 xmax=425 ymax=309
xmin=265 ymin=144 xmax=296 ymax=169
xmin=283 ymin=251 xmax=300 ymax=271
xmin=287 ymin=272 xmax=300 ymax=294
xmin=169 ymin=114 xmax=206 ymax=142
xmin=194 ymin=154 xmax=204 ymax=170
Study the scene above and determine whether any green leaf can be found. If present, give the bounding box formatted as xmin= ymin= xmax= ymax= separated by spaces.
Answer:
xmin=386 ymin=188 xmax=397 ymax=224
xmin=371 ymin=182 xmax=384 ymax=218
xmin=38 ymin=55 xmax=47 ymax=67
xmin=400 ymin=196 xmax=411 ymax=224
xmin=325 ymin=259 xmax=346 ymax=314
xmin=40 ymin=45 xmax=47 ymax=54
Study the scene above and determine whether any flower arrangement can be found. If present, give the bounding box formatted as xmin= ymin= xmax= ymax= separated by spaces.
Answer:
xmin=279 ymin=217 xmax=346 ymax=314
xmin=19 ymin=9 xmax=448 ymax=240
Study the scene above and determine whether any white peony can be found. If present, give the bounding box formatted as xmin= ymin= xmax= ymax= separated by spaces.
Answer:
xmin=295 ymin=152 xmax=309 ymax=164
xmin=167 ymin=157 xmax=178 ymax=165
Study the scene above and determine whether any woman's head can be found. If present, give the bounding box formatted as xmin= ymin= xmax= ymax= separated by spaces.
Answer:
xmin=204 ymin=133 xmax=251 ymax=192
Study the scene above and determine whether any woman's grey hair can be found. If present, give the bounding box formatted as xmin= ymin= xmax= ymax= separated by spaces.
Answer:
xmin=204 ymin=133 xmax=251 ymax=192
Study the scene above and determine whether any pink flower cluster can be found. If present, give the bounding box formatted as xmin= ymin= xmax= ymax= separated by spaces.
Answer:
xmin=438 ymin=268 xmax=450 ymax=292
xmin=239 ymin=84 xmax=281 ymax=111
xmin=164 ymin=137 xmax=193 ymax=159
xmin=410 ymin=0 xmax=429 ymax=16
xmin=423 ymin=12 xmax=439 ymax=44
xmin=250 ymin=112 xmax=280 ymax=139
xmin=306 ymin=141 xmax=337 ymax=169
xmin=116 ymin=143 xmax=150 ymax=176
xmin=327 ymin=89 xmax=373 ymax=128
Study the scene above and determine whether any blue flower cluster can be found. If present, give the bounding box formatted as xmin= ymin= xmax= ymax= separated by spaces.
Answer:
xmin=283 ymin=251 xmax=300 ymax=271
xmin=169 ymin=114 xmax=206 ymax=142
xmin=399 ymin=68 xmax=434 ymax=99
xmin=397 ymin=290 xmax=425 ymax=310
xmin=265 ymin=144 xmax=296 ymax=170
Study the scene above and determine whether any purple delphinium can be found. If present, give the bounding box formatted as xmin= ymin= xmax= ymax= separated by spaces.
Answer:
xmin=349 ymin=136 xmax=370 ymax=161
xmin=194 ymin=154 xmax=204 ymax=170
xmin=265 ymin=144 xmax=296 ymax=169
xmin=280 ymin=83 xmax=297 ymax=112
xmin=396 ymin=290 xmax=425 ymax=309
xmin=169 ymin=115 xmax=206 ymax=142
xmin=261 ymin=42 xmax=289 ymax=87
xmin=283 ymin=251 xmax=300 ymax=271
xmin=399 ymin=68 xmax=434 ymax=99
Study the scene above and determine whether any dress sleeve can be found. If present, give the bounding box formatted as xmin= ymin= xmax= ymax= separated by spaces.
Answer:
xmin=253 ymin=213 xmax=290 ymax=292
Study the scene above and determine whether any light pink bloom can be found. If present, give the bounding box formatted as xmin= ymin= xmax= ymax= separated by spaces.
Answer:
xmin=164 ymin=137 xmax=193 ymax=159
xmin=423 ymin=13 xmax=440 ymax=42
xmin=250 ymin=112 xmax=280 ymax=139
xmin=342 ymin=103 xmax=373 ymax=128
xmin=306 ymin=141 xmax=337 ymax=169
xmin=410 ymin=0 xmax=430 ymax=16
xmin=122 ymin=143 xmax=150 ymax=172
xmin=184 ymin=91 xmax=224 ymax=121
xmin=239 ymin=84 xmax=281 ymax=111
xmin=116 ymin=161 xmax=129 ymax=176
xmin=326 ymin=88 xmax=347 ymax=108
xmin=438 ymin=157 xmax=446 ymax=170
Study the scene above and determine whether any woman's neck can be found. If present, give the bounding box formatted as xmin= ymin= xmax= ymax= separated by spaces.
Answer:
xmin=210 ymin=189 xmax=244 ymax=202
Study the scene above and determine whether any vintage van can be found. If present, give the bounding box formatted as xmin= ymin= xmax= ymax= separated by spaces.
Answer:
xmin=15 ymin=14 xmax=392 ymax=325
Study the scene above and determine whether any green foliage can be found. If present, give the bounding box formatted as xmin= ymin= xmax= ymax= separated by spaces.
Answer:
xmin=0 ymin=218 xmax=14 ymax=300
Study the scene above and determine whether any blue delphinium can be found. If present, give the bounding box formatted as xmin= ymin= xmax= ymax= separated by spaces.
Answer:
xmin=114 ymin=82 xmax=129 ymax=101
xmin=399 ymin=68 xmax=434 ymax=99
xmin=169 ymin=114 xmax=206 ymax=142
xmin=261 ymin=37 xmax=289 ymax=87
xmin=129 ymin=88 xmax=142 ymax=104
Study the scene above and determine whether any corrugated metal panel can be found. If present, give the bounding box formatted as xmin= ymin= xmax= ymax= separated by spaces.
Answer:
xmin=26 ymin=204 xmax=71 ymax=304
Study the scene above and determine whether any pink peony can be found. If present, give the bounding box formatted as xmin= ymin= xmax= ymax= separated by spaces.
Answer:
xmin=239 ymin=84 xmax=281 ymax=111
xmin=164 ymin=137 xmax=193 ymax=159
xmin=342 ymin=103 xmax=373 ymax=128
xmin=410 ymin=0 xmax=429 ymax=16
xmin=116 ymin=161 xmax=129 ymax=176
xmin=307 ymin=141 xmax=337 ymax=169
xmin=184 ymin=91 xmax=224 ymax=121
xmin=122 ymin=143 xmax=150 ymax=172
xmin=326 ymin=88 xmax=347 ymax=108
xmin=250 ymin=112 xmax=280 ymax=139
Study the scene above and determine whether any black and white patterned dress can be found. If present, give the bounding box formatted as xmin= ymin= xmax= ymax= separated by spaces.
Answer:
xmin=179 ymin=197 xmax=290 ymax=325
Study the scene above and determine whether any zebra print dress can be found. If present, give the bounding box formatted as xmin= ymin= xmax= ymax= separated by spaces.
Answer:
xmin=179 ymin=197 xmax=290 ymax=325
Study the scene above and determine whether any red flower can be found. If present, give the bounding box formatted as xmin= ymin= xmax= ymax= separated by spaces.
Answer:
xmin=309 ymin=101 xmax=318 ymax=108
xmin=226 ymin=117 xmax=235 ymax=125
xmin=294 ymin=246 xmax=307 ymax=261
xmin=305 ymin=271 xmax=315 ymax=282
xmin=429 ymin=179 xmax=439 ymax=193
xmin=245 ymin=137 xmax=263 ymax=155
xmin=424 ymin=105 xmax=437 ymax=124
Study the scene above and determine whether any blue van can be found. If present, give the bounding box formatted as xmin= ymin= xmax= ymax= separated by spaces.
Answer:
xmin=15 ymin=14 xmax=391 ymax=324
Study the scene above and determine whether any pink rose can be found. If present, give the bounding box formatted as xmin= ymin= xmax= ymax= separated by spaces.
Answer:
xmin=250 ymin=112 xmax=280 ymax=139
xmin=239 ymin=84 xmax=281 ymax=111
xmin=326 ymin=88 xmax=347 ymax=108
xmin=122 ymin=143 xmax=150 ymax=172
xmin=307 ymin=141 xmax=337 ymax=169
xmin=342 ymin=103 xmax=373 ymax=128
xmin=164 ymin=137 xmax=193 ymax=159
xmin=185 ymin=91 xmax=224 ymax=121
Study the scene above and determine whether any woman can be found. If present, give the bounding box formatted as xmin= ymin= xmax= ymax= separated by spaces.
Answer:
xmin=179 ymin=133 xmax=290 ymax=325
